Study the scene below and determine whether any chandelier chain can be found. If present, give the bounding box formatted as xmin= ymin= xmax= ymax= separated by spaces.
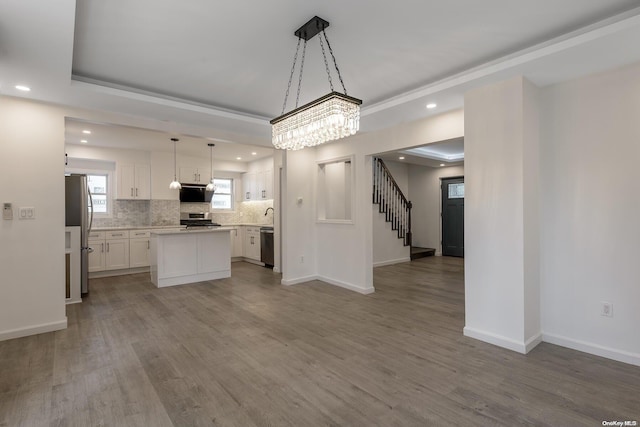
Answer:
xmin=318 ymin=33 xmax=335 ymax=92
xmin=281 ymin=38 xmax=302 ymax=115
xmin=295 ymin=40 xmax=307 ymax=108
xmin=322 ymin=29 xmax=347 ymax=95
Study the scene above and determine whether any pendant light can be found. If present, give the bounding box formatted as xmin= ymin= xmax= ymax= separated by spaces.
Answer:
xmin=205 ymin=143 xmax=216 ymax=192
xmin=271 ymin=16 xmax=362 ymax=150
xmin=169 ymin=138 xmax=181 ymax=190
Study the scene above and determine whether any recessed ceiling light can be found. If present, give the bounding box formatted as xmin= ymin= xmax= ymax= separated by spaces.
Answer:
xmin=398 ymin=156 xmax=405 ymax=160
xmin=80 ymin=139 xmax=88 ymax=144
xmin=426 ymin=103 xmax=437 ymax=109
xmin=82 ymin=130 xmax=91 ymax=134
xmin=236 ymin=157 xmax=242 ymax=160
xmin=15 ymin=85 xmax=31 ymax=92
xmin=251 ymin=152 xmax=257 ymax=156
xmin=440 ymin=163 xmax=445 ymax=167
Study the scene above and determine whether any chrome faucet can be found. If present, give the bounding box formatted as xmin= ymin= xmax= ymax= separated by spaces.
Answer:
xmin=264 ymin=207 xmax=274 ymax=216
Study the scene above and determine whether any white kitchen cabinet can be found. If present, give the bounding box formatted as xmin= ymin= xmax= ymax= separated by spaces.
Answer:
xmin=105 ymin=231 xmax=130 ymax=270
xmin=258 ymin=169 xmax=274 ymax=200
xmin=180 ymin=166 xmax=211 ymax=184
xmin=230 ymin=227 xmax=244 ymax=259
xmin=88 ymin=231 xmax=106 ymax=273
xmin=242 ymin=169 xmax=273 ymax=200
xmin=129 ymin=230 xmax=151 ymax=268
xmin=242 ymin=172 xmax=256 ymax=200
xmin=244 ymin=226 xmax=261 ymax=261
xmin=117 ymin=164 xmax=150 ymax=199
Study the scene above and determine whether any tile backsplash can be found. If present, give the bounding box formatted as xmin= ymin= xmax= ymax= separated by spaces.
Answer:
xmin=93 ymin=198 xmax=273 ymax=228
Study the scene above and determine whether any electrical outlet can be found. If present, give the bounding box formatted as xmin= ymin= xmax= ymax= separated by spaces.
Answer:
xmin=601 ymin=302 xmax=613 ymax=317
xmin=300 ymin=255 xmax=304 ymax=263
xmin=3 ymin=203 xmax=13 ymax=220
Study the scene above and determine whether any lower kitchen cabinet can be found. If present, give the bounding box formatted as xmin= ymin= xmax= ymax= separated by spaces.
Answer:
xmin=244 ymin=226 xmax=261 ymax=261
xmin=230 ymin=227 xmax=244 ymax=258
xmin=105 ymin=238 xmax=130 ymax=270
xmin=88 ymin=232 xmax=106 ymax=273
xmin=129 ymin=230 xmax=151 ymax=268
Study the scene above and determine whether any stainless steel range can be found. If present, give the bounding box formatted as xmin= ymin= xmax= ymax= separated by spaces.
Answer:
xmin=180 ymin=212 xmax=221 ymax=228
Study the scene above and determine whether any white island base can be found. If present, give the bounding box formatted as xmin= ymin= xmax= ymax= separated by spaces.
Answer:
xmin=150 ymin=228 xmax=231 ymax=288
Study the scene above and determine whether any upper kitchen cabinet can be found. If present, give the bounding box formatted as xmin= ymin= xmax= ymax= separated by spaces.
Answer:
xmin=242 ymin=157 xmax=274 ymax=200
xmin=180 ymin=166 xmax=207 ymax=184
xmin=117 ymin=164 xmax=150 ymax=200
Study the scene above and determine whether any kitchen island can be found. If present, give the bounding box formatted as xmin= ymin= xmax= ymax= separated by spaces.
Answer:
xmin=150 ymin=228 xmax=232 ymax=287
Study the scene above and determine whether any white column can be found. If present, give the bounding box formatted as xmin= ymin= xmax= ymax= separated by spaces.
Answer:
xmin=463 ymin=76 xmax=541 ymax=353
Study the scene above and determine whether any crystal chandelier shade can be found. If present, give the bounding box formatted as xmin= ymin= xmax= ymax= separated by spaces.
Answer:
xmin=272 ymin=16 xmax=361 ymax=150
xmin=271 ymin=92 xmax=361 ymax=150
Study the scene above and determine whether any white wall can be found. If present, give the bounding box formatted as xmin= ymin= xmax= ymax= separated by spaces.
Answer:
xmin=281 ymin=110 xmax=464 ymax=294
xmin=373 ymin=160 xmax=410 ymax=266
xmin=539 ymin=62 xmax=640 ymax=365
xmin=463 ymin=76 xmax=541 ymax=354
xmin=408 ymin=164 xmax=464 ymax=254
xmin=0 ymin=96 xmax=67 ymax=340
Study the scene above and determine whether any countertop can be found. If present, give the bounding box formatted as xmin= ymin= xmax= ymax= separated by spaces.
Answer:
xmin=151 ymin=227 xmax=234 ymax=235
xmin=92 ymin=223 xmax=272 ymax=231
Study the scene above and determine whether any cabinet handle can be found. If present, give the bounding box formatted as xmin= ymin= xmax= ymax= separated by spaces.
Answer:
xmin=246 ymin=192 xmax=250 ymax=199
xmin=130 ymin=188 xmax=134 ymax=197
xmin=101 ymin=243 xmax=104 ymax=253
xmin=262 ymin=190 xmax=266 ymax=198
xmin=197 ymin=173 xmax=200 ymax=182
xmin=113 ymin=233 xmax=123 ymax=236
xmin=147 ymin=241 xmax=150 ymax=249
xmin=106 ymin=243 xmax=110 ymax=252
xmin=136 ymin=188 xmax=138 ymax=197
xmin=194 ymin=173 xmax=197 ymax=182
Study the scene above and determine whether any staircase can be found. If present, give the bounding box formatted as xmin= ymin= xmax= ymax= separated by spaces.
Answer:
xmin=372 ymin=157 xmax=412 ymax=246
xmin=372 ymin=157 xmax=434 ymax=260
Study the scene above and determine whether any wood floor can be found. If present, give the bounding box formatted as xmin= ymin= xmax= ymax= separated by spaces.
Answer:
xmin=1 ymin=258 xmax=638 ymax=426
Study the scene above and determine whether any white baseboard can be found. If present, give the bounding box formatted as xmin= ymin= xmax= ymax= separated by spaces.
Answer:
xmin=0 ymin=318 xmax=67 ymax=342
xmin=282 ymin=275 xmax=374 ymax=295
xmin=373 ymin=257 xmax=411 ymax=268
xmin=319 ymin=276 xmax=375 ymax=295
xmin=542 ymin=332 xmax=640 ymax=367
xmin=281 ymin=275 xmax=319 ymax=286
xmin=463 ymin=326 xmax=540 ymax=354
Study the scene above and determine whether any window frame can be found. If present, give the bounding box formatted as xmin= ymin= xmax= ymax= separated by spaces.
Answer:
xmin=210 ymin=177 xmax=234 ymax=211
xmin=65 ymin=168 xmax=114 ymax=218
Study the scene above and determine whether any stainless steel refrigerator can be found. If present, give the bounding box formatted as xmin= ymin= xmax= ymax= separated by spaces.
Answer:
xmin=65 ymin=174 xmax=93 ymax=295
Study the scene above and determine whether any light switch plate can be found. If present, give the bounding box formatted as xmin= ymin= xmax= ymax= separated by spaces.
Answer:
xmin=19 ymin=207 xmax=35 ymax=220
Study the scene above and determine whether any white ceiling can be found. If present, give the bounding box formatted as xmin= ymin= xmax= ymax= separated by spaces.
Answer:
xmin=65 ymin=118 xmax=274 ymax=161
xmin=378 ymin=138 xmax=464 ymax=168
xmin=3 ymin=1 xmax=640 ymax=151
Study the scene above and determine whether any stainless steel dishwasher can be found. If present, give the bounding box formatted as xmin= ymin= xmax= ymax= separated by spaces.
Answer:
xmin=260 ymin=226 xmax=274 ymax=268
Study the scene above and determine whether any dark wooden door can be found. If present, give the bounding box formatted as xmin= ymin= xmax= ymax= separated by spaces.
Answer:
xmin=441 ymin=177 xmax=464 ymax=257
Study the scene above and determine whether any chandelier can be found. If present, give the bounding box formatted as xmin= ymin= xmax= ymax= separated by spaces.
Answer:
xmin=271 ymin=16 xmax=362 ymax=151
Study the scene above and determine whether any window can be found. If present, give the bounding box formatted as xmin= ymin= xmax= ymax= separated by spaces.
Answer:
xmin=211 ymin=178 xmax=233 ymax=210
xmin=448 ymin=182 xmax=464 ymax=199
xmin=88 ymin=174 xmax=109 ymax=213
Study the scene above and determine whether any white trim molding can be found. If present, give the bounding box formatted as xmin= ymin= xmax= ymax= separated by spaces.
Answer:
xmin=0 ymin=318 xmax=67 ymax=342
xmin=373 ymin=257 xmax=411 ymax=268
xmin=463 ymin=327 xmax=542 ymax=354
xmin=282 ymin=275 xmax=375 ymax=295
xmin=542 ymin=332 xmax=640 ymax=367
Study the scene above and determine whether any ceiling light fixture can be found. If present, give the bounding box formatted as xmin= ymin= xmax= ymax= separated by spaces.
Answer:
xmin=271 ymin=16 xmax=362 ymax=151
xmin=206 ymin=143 xmax=216 ymax=192
xmin=236 ymin=157 xmax=242 ymax=160
xmin=15 ymin=85 xmax=31 ymax=92
xmin=440 ymin=163 xmax=445 ymax=167
xmin=251 ymin=152 xmax=257 ymax=156
xmin=169 ymin=138 xmax=181 ymax=190
xmin=399 ymin=156 xmax=405 ymax=160
xmin=426 ymin=103 xmax=437 ymax=109
xmin=82 ymin=130 xmax=91 ymax=134
xmin=80 ymin=139 xmax=88 ymax=144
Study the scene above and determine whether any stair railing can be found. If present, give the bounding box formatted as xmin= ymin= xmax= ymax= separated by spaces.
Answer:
xmin=372 ymin=157 xmax=412 ymax=246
